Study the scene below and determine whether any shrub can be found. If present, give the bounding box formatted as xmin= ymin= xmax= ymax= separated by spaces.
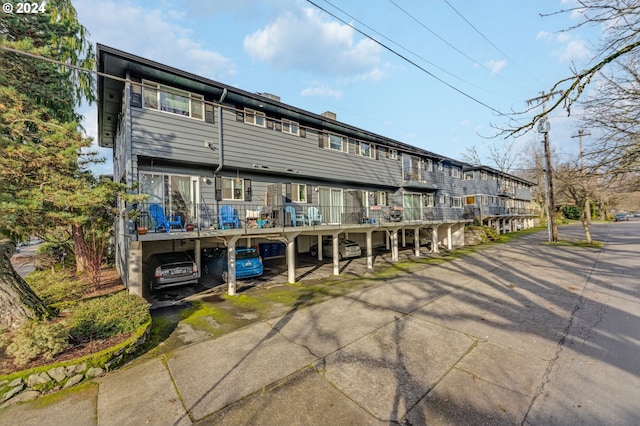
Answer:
xmin=5 ymin=321 xmax=70 ymax=365
xmin=67 ymin=292 xmax=150 ymax=343
xmin=26 ymin=269 xmax=85 ymax=305
xmin=34 ymin=242 xmax=72 ymax=271
xmin=483 ymin=226 xmax=500 ymax=241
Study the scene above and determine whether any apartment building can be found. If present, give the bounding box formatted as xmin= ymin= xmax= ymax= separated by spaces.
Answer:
xmin=97 ymin=44 xmax=536 ymax=296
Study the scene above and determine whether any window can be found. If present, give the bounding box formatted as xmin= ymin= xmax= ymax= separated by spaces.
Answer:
xmin=451 ymin=197 xmax=462 ymax=208
xmin=464 ymin=171 xmax=474 ymax=180
xmin=292 ymin=183 xmax=307 ymax=202
xmin=480 ymin=171 xmax=488 ymax=180
xmin=377 ymin=191 xmax=387 ymax=206
xmin=245 ymin=108 xmax=266 ymax=127
xmin=465 ymin=196 xmax=476 ymax=205
xmin=482 ymin=195 xmax=489 ymax=205
xmin=223 ymin=177 xmax=244 ymax=200
xmin=403 ymin=155 xmax=421 ymax=181
xmin=328 ymin=133 xmax=345 ymax=151
xmin=359 ymin=142 xmax=374 ymax=158
xmin=437 ymin=162 xmax=444 ymax=172
xmin=142 ymin=81 xmax=204 ymax=120
xmin=388 ymin=149 xmax=398 ymax=160
xmin=438 ymin=194 xmax=445 ymax=204
xmin=424 ymin=159 xmax=433 ymax=172
xmin=282 ymin=119 xmax=299 ymax=135
xmin=451 ymin=167 xmax=461 ymax=178
xmin=424 ymin=193 xmax=435 ymax=207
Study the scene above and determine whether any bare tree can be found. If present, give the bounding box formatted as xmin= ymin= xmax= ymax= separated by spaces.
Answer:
xmin=505 ymin=1 xmax=640 ymax=137
xmin=579 ymin=58 xmax=640 ymax=178
xmin=461 ymin=140 xmax=519 ymax=172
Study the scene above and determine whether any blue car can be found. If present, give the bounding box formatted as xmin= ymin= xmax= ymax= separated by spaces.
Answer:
xmin=204 ymin=247 xmax=263 ymax=282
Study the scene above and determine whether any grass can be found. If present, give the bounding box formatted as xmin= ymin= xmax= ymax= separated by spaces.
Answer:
xmin=545 ymin=240 xmax=603 ymax=249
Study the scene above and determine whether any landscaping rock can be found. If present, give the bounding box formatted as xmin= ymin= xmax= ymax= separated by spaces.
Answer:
xmin=27 ymin=372 xmax=51 ymax=388
xmin=2 ymin=384 xmax=24 ymax=402
xmin=8 ymin=390 xmax=40 ymax=404
xmin=48 ymin=366 xmax=67 ymax=383
xmin=63 ymin=374 xmax=84 ymax=388
xmin=8 ymin=378 xmax=22 ymax=388
xmin=85 ymin=367 xmax=104 ymax=379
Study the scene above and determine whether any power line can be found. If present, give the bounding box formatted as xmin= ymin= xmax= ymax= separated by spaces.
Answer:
xmin=442 ymin=0 xmax=546 ymax=86
xmin=387 ymin=0 xmax=495 ymax=75
xmin=306 ymin=0 xmax=507 ymax=116
xmin=321 ymin=0 xmax=480 ymax=90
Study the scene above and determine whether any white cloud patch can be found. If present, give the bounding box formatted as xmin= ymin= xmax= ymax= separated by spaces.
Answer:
xmin=558 ymin=39 xmax=590 ymax=63
xmin=536 ymin=31 xmax=552 ymax=41
xmin=244 ymin=8 xmax=383 ymax=80
xmin=300 ymin=82 xmax=342 ymax=99
xmin=74 ymin=0 xmax=236 ymax=80
xmin=485 ymin=59 xmax=506 ymax=75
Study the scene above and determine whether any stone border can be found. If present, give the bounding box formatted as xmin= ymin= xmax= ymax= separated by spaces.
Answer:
xmin=0 ymin=319 xmax=151 ymax=406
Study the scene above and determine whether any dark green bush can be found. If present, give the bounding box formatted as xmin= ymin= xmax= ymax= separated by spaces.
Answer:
xmin=562 ymin=205 xmax=581 ymax=220
xmin=67 ymin=292 xmax=150 ymax=343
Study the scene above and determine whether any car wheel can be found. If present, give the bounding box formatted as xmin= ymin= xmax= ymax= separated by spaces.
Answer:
xmin=309 ymin=247 xmax=318 ymax=257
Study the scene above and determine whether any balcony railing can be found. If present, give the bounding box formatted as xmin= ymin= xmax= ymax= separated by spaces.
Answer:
xmin=130 ymin=202 xmax=479 ymax=234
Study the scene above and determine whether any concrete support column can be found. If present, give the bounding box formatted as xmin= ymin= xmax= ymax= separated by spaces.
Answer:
xmin=128 ymin=241 xmax=144 ymax=297
xmin=414 ymin=227 xmax=420 ymax=257
xmin=495 ymin=219 xmax=500 ymax=235
xmin=194 ymin=239 xmax=201 ymax=280
xmin=401 ymin=229 xmax=406 ymax=247
xmin=226 ymin=236 xmax=239 ymax=296
xmin=317 ymin=234 xmax=323 ymax=261
xmin=332 ymin=233 xmax=340 ymax=275
xmin=366 ymin=230 xmax=373 ymax=271
xmin=431 ymin=226 xmax=439 ymax=253
xmin=287 ymin=238 xmax=296 ymax=284
xmin=391 ymin=230 xmax=399 ymax=262
xmin=447 ymin=225 xmax=453 ymax=250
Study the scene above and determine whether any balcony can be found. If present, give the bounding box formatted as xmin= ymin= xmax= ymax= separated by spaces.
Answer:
xmin=128 ymin=202 xmax=471 ymax=237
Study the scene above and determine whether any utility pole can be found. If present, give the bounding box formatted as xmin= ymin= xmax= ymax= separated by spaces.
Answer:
xmin=571 ymin=129 xmax=592 ymax=225
xmin=526 ymin=90 xmax=562 ymax=242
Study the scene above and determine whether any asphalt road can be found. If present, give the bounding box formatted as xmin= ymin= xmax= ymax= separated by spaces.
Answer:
xmin=525 ymin=221 xmax=640 ymax=424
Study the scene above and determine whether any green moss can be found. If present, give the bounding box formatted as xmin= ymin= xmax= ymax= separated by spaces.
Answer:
xmin=223 ymin=293 xmax=267 ymax=312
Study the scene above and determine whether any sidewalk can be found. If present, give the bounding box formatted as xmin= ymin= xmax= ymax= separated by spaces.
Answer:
xmin=1 ymin=224 xmax=639 ymax=425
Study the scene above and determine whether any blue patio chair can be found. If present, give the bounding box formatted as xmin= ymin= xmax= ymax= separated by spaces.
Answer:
xmin=285 ymin=206 xmax=306 ymax=226
xmin=218 ymin=205 xmax=240 ymax=229
xmin=149 ymin=204 xmax=184 ymax=233
xmin=307 ymin=206 xmax=323 ymax=225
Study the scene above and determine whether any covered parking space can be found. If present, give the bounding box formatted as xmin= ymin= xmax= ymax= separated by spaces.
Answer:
xmin=129 ymin=219 xmax=466 ymax=297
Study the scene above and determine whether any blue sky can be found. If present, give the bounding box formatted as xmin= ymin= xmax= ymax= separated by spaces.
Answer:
xmin=74 ymin=0 xmax=600 ymax=175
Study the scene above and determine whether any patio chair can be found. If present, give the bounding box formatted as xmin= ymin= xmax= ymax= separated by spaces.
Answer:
xmin=285 ymin=206 xmax=306 ymax=226
xmin=149 ymin=204 xmax=184 ymax=233
xmin=307 ymin=206 xmax=323 ymax=225
xmin=218 ymin=205 xmax=240 ymax=229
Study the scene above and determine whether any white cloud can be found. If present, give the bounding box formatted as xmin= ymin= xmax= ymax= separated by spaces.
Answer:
xmin=244 ymin=8 xmax=383 ymax=79
xmin=300 ymin=82 xmax=342 ymax=99
xmin=558 ymin=39 xmax=590 ymax=63
xmin=74 ymin=0 xmax=236 ymax=80
xmin=536 ymin=31 xmax=552 ymax=41
xmin=485 ymin=59 xmax=506 ymax=75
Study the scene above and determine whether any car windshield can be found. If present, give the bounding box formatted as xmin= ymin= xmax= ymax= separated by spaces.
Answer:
xmin=153 ymin=252 xmax=193 ymax=263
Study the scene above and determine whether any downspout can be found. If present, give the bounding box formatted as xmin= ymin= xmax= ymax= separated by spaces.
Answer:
xmin=211 ymin=88 xmax=227 ymax=223
xmin=212 ymin=88 xmax=227 ymax=175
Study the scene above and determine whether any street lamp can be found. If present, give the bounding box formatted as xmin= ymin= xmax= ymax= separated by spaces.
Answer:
xmin=537 ymin=118 xmax=558 ymax=242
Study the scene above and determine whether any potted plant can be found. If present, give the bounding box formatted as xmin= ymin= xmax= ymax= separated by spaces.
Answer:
xmin=137 ymin=225 xmax=148 ymax=235
xmin=186 ymin=223 xmax=195 ymax=232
